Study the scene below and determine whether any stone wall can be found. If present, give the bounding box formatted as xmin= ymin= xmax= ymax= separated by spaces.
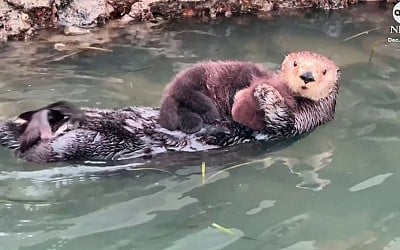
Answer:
xmin=0 ymin=0 xmax=397 ymax=42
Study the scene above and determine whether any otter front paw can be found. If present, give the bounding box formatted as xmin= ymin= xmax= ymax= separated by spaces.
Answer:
xmin=254 ymin=84 xmax=285 ymax=110
xmin=254 ymin=84 xmax=293 ymax=129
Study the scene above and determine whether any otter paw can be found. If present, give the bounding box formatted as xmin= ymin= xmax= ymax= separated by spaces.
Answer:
xmin=40 ymin=127 xmax=53 ymax=140
xmin=19 ymin=130 xmax=40 ymax=153
xmin=177 ymin=109 xmax=204 ymax=133
xmin=254 ymin=84 xmax=286 ymax=114
xmin=201 ymin=110 xmax=221 ymax=124
xmin=180 ymin=116 xmax=203 ymax=134
xmin=254 ymin=84 xmax=284 ymax=105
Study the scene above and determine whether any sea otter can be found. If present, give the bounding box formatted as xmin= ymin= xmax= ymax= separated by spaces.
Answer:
xmin=0 ymin=51 xmax=340 ymax=163
xmin=0 ymin=85 xmax=338 ymax=163
xmin=159 ymin=51 xmax=340 ymax=133
xmin=231 ymin=51 xmax=340 ymax=131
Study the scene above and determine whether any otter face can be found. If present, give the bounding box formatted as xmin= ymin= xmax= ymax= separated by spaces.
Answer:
xmin=280 ymin=51 xmax=340 ymax=101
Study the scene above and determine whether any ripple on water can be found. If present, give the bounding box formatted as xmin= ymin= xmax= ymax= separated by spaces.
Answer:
xmin=164 ymin=227 xmax=244 ymax=250
xmin=384 ymin=237 xmax=400 ymax=250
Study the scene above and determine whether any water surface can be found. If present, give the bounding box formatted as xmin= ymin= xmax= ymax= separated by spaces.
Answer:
xmin=1 ymin=4 xmax=400 ymax=250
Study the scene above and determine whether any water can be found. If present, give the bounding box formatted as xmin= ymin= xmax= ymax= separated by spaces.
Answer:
xmin=0 ymin=4 xmax=400 ymax=250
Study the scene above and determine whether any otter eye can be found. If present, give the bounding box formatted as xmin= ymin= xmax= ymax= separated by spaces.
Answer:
xmin=293 ymin=61 xmax=297 ymax=67
xmin=322 ymin=69 xmax=327 ymax=75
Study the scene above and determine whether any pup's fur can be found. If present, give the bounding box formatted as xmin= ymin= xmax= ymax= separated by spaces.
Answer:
xmin=231 ymin=74 xmax=295 ymax=130
xmin=159 ymin=61 xmax=287 ymax=133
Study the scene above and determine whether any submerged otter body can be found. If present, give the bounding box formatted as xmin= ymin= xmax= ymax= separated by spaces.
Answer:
xmin=0 ymin=81 xmax=339 ymax=163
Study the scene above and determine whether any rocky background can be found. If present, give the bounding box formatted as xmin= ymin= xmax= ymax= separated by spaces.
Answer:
xmin=0 ymin=0 xmax=398 ymax=42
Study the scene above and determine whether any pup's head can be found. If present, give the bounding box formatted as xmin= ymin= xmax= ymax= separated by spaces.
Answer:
xmin=280 ymin=51 xmax=340 ymax=101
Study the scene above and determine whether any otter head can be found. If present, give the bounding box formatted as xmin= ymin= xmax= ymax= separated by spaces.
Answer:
xmin=280 ymin=51 xmax=340 ymax=101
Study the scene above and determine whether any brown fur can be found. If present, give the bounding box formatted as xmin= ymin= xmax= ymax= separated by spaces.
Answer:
xmin=159 ymin=61 xmax=269 ymax=133
xmin=231 ymin=81 xmax=265 ymax=131
xmin=159 ymin=51 xmax=340 ymax=133
xmin=231 ymin=51 xmax=340 ymax=130
xmin=231 ymin=74 xmax=296 ymax=130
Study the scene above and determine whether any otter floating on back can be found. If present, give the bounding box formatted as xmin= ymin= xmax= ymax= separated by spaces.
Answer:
xmin=0 ymin=51 xmax=340 ymax=163
xmin=160 ymin=51 xmax=340 ymax=133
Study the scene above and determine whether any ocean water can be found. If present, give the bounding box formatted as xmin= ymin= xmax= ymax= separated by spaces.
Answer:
xmin=0 ymin=4 xmax=400 ymax=250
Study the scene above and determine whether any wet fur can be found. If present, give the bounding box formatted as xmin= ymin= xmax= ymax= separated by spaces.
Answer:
xmin=232 ymin=51 xmax=339 ymax=130
xmin=232 ymin=75 xmax=296 ymax=130
xmin=0 ymin=83 xmax=339 ymax=163
xmin=18 ymin=101 xmax=85 ymax=153
xmin=0 ymin=51 xmax=340 ymax=163
xmin=159 ymin=61 xmax=275 ymax=133
xmin=160 ymin=51 xmax=339 ymax=133
xmin=281 ymin=51 xmax=340 ymax=101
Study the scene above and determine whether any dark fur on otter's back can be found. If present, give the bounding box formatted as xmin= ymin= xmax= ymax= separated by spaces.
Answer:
xmin=0 ymin=83 xmax=338 ymax=163
xmin=159 ymin=61 xmax=294 ymax=133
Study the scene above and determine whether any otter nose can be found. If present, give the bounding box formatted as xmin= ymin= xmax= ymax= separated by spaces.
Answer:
xmin=300 ymin=71 xmax=315 ymax=84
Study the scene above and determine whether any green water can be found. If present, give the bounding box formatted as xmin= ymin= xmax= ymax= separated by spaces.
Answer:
xmin=1 ymin=4 xmax=400 ymax=250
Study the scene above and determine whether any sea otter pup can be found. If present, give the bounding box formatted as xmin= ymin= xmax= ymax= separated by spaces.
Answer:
xmin=159 ymin=61 xmax=285 ymax=133
xmin=159 ymin=51 xmax=339 ymax=133
xmin=17 ymin=101 xmax=85 ymax=153
xmin=231 ymin=51 xmax=340 ymax=130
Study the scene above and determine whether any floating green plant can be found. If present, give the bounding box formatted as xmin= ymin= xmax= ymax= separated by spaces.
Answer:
xmin=342 ymin=27 xmax=381 ymax=42
xmin=201 ymin=161 xmax=206 ymax=185
xmin=212 ymin=223 xmax=235 ymax=235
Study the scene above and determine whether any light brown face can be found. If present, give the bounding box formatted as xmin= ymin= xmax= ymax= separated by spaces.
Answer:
xmin=280 ymin=51 xmax=340 ymax=101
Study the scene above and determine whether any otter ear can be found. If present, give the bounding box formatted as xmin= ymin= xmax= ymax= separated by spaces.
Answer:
xmin=284 ymin=51 xmax=290 ymax=57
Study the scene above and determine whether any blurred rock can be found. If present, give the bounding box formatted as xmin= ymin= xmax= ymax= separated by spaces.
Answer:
xmin=57 ymin=0 xmax=112 ymax=27
xmin=0 ymin=0 xmax=395 ymax=42
xmin=0 ymin=1 xmax=33 ymax=41
xmin=5 ymin=0 xmax=51 ymax=9
xmin=64 ymin=25 xmax=91 ymax=35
